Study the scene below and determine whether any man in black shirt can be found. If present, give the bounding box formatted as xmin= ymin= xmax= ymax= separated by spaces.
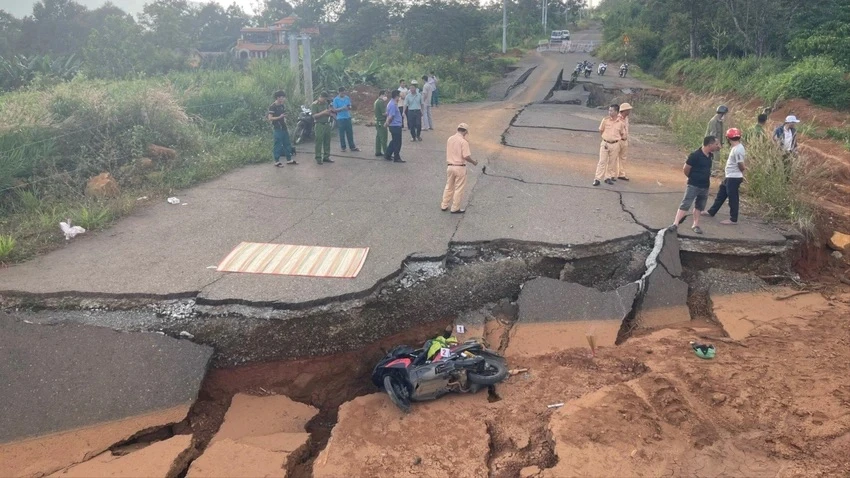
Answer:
xmin=267 ymin=90 xmax=296 ymax=166
xmin=672 ymin=136 xmax=720 ymax=234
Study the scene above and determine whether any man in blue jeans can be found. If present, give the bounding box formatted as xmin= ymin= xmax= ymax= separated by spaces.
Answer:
xmin=383 ymin=89 xmax=405 ymax=163
xmin=705 ymin=128 xmax=746 ymax=224
xmin=333 ymin=87 xmax=360 ymax=152
xmin=267 ymin=90 xmax=296 ymax=166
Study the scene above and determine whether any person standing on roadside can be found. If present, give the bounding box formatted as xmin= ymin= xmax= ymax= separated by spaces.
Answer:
xmin=705 ymin=128 xmax=746 ymax=225
xmin=593 ymin=104 xmax=626 ymax=186
xmin=421 ymin=75 xmax=435 ymax=131
xmin=441 ymin=123 xmax=477 ymax=214
xmin=706 ymin=105 xmax=728 ymax=147
xmin=404 ymin=80 xmax=423 ymax=141
xmin=397 ymin=79 xmax=408 ymax=129
xmin=311 ymin=91 xmax=334 ymax=164
xmin=615 ymin=102 xmax=632 ymax=181
xmin=267 ymin=90 xmax=296 ymax=166
xmin=374 ymin=89 xmax=388 ymax=157
xmin=429 ymin=72 xmax=439 ymax=107
xmin=384 ymin=89 xmax=405 ymax=163
xmin=672 ymin=136 xmax=721 ymax=234
xmin=773 ymin=115 xmax=800 ymax=179
xmin=333 ymin=87 xmax=360 ymax=152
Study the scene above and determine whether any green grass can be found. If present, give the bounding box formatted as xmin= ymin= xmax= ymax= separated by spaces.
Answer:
xmin=0 ymin=235 xmax=15 ymax=262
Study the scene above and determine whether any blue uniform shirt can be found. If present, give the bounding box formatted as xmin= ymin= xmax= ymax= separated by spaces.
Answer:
xmin=386 ymin=99 xmax=402 ymax=127
xmin=333 ymin=95 xmax=352 ymax=120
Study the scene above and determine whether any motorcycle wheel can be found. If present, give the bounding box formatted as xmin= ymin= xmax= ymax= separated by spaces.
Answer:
xmin=383 ymin=375 xmax=411 ymax=413
xmin=467 ymin=358 xmax=508 ymax=386
xmin=294 ymin=124 xmax=305 ymax=145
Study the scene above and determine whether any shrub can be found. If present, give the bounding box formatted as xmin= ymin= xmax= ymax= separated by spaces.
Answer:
xmin=0 ymin=235 xmax=15 ymax=261
xmin=761 ymin=56 xmax=850 ymax=109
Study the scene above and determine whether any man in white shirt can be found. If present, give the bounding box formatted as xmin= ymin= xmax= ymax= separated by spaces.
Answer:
xmin=421 ymin=75 xmax=435 ymax=131
xmin=397 ymin=79 xmax=408 ymax=129
xmin=705 ymin=128 xmax=746 ymax=224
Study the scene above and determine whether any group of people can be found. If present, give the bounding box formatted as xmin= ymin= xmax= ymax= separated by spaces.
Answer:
xmin=266 ymin=73 xmax=439 ymax=166
xmin=675 ymin=104 xmax=802 ymax=233
xmin=265 ymin=74 xmax=473 ymax=213
xmin=593 ymin=100 xmax=803 ymax=234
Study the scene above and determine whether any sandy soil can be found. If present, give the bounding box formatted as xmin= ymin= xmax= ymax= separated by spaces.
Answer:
xmin=314 ymin=287 xmax=850 ymax=477
xmin=0 ymin=404 xmax=190 ymax=478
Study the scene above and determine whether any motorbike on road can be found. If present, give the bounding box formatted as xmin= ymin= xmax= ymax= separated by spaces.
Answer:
xmin=293 ymin=105 xmax=335 ymax=145
xmin=597 ymin=62 xmax=607 ymax=75
xmin=584 ymin=63 xmax=593 ymax=78
xmin=372 ymin=331 xmax=508 ymax=413
xmin=619 ymin=63 xmax=629 ymax=78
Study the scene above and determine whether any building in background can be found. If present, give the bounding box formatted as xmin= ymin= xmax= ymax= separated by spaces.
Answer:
xmin=235 ymin=16 xmax=319 ymax=59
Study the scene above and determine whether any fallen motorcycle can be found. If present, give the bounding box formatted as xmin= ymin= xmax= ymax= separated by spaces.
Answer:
xmin=372 ymin=334 xmax=508 ymax=412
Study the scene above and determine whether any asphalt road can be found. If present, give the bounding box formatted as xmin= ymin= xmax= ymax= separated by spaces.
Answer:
xmin=0 ymin=28 xmax=788 ymax=306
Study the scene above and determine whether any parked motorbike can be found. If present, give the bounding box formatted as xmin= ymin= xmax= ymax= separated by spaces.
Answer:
xmin=293 ymin=105 xmax=335 ymax=145
xmin=372 ymin=334 xmax=508 ymax=413
xmin=597 ymin=63 xmax=607 ymax=75
xmin=619 ymin=63 xmax=629 ymax=78
xmin=584 ymin=63 xmax=593 ymax=78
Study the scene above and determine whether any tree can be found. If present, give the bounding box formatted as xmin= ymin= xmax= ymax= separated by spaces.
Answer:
xmin=333 ymin=2 xmax=394 ymax=55
xmin=401 ymin=1 xmax=486 ymax=59
xmin=195 ymin=3 xmax=250 ymax=51
xmin=23 ymin=0 xmax=89 ymax=55
xmin=83 ymin=14 xmax=147 ymax=79
xmin=139 ymin=0 xmax=197 ymax=50
xmin=0 ymin=10 xmax=22 ymax=58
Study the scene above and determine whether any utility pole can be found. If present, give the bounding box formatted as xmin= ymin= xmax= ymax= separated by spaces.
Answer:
xmin=302 ymin=35 xmax=313 ymax=104
xmin=289 ymin=33 xmax=300 ymax=95
xmin=502 ymin=0 xmax=507 ymax=54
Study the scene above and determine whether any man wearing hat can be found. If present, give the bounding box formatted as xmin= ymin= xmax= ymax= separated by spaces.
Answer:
xmin=614 ymin=103 xmax=633 ymax=181
xmin=774 ymin=115 xmax=800 ymax=154
xmin=404 ymin=80 xmax=424 ymax=141
xmin=441 ymin=123 xmax=478 ymax=213
xmin=311 ymin=91 xmax=335 ymax=165
xmin=774 ymin=114 xmax=800 ymax=179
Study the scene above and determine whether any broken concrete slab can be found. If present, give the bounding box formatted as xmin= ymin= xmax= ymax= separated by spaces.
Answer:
xmin=620 ymin=192 xmax=793 ymax=255
xmin=50 ymin=434 xmax=193 ymax=478
xmin=506 ymin=278 xmax=639 ymax=358
xmin=657 ymin=227 xmax=682 ymax=277
xmin=454 ymin=175 xmax=647 ymax=245
xmin=313 ymin=393 xmax=490 ymax=478
xmin=545 ymin=88 xmax=590 ymax=104
xmin=503 ymin=128 xmax=601 ymax=156
xmin=0 ymin=315 xmax=212 ymax=477
xmin=512 ymin=104 xmax=603 ymax=132
xmin=210 ymin=394 xmax=318 ymax=444
xmin=634 ymin=244 xmax=690 ymax=330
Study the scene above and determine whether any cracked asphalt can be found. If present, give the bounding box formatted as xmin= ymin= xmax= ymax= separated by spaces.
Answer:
xmin=0 ymin=29 xmax=789 ymax=307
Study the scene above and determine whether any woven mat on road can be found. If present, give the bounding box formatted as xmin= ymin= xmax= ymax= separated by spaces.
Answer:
xmin=217 ymin=242 xmax=369 ymax=278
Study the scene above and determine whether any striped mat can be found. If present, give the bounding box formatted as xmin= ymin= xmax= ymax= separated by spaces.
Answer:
xmin=216 ymin=242 xmax=369 ymax=278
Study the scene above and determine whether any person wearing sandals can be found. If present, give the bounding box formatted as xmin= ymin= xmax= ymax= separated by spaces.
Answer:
xmin=704 ymin=128 xmax=746 ymax=225
xmin=672 ymin=135 xmax=720 ymax=234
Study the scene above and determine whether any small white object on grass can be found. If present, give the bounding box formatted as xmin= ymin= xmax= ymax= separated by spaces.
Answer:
xmin=59 ymin=220 xmax=86 ymax=240
xmin=167 ymin=197 xmax=180 ymax=204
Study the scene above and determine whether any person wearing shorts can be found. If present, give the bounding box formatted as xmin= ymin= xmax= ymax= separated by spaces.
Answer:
xmin=672 ymin=135 xmax=720 ymax=234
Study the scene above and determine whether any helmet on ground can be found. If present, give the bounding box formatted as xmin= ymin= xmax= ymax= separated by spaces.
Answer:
xmin=716 ymin=105 xmax=729 ymax=114
xmin=726 ymin=127 xmax=742 ymax=139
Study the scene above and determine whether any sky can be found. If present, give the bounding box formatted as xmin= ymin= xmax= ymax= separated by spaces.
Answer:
xmin=0 ymin=0 xmax=258 ymax=18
